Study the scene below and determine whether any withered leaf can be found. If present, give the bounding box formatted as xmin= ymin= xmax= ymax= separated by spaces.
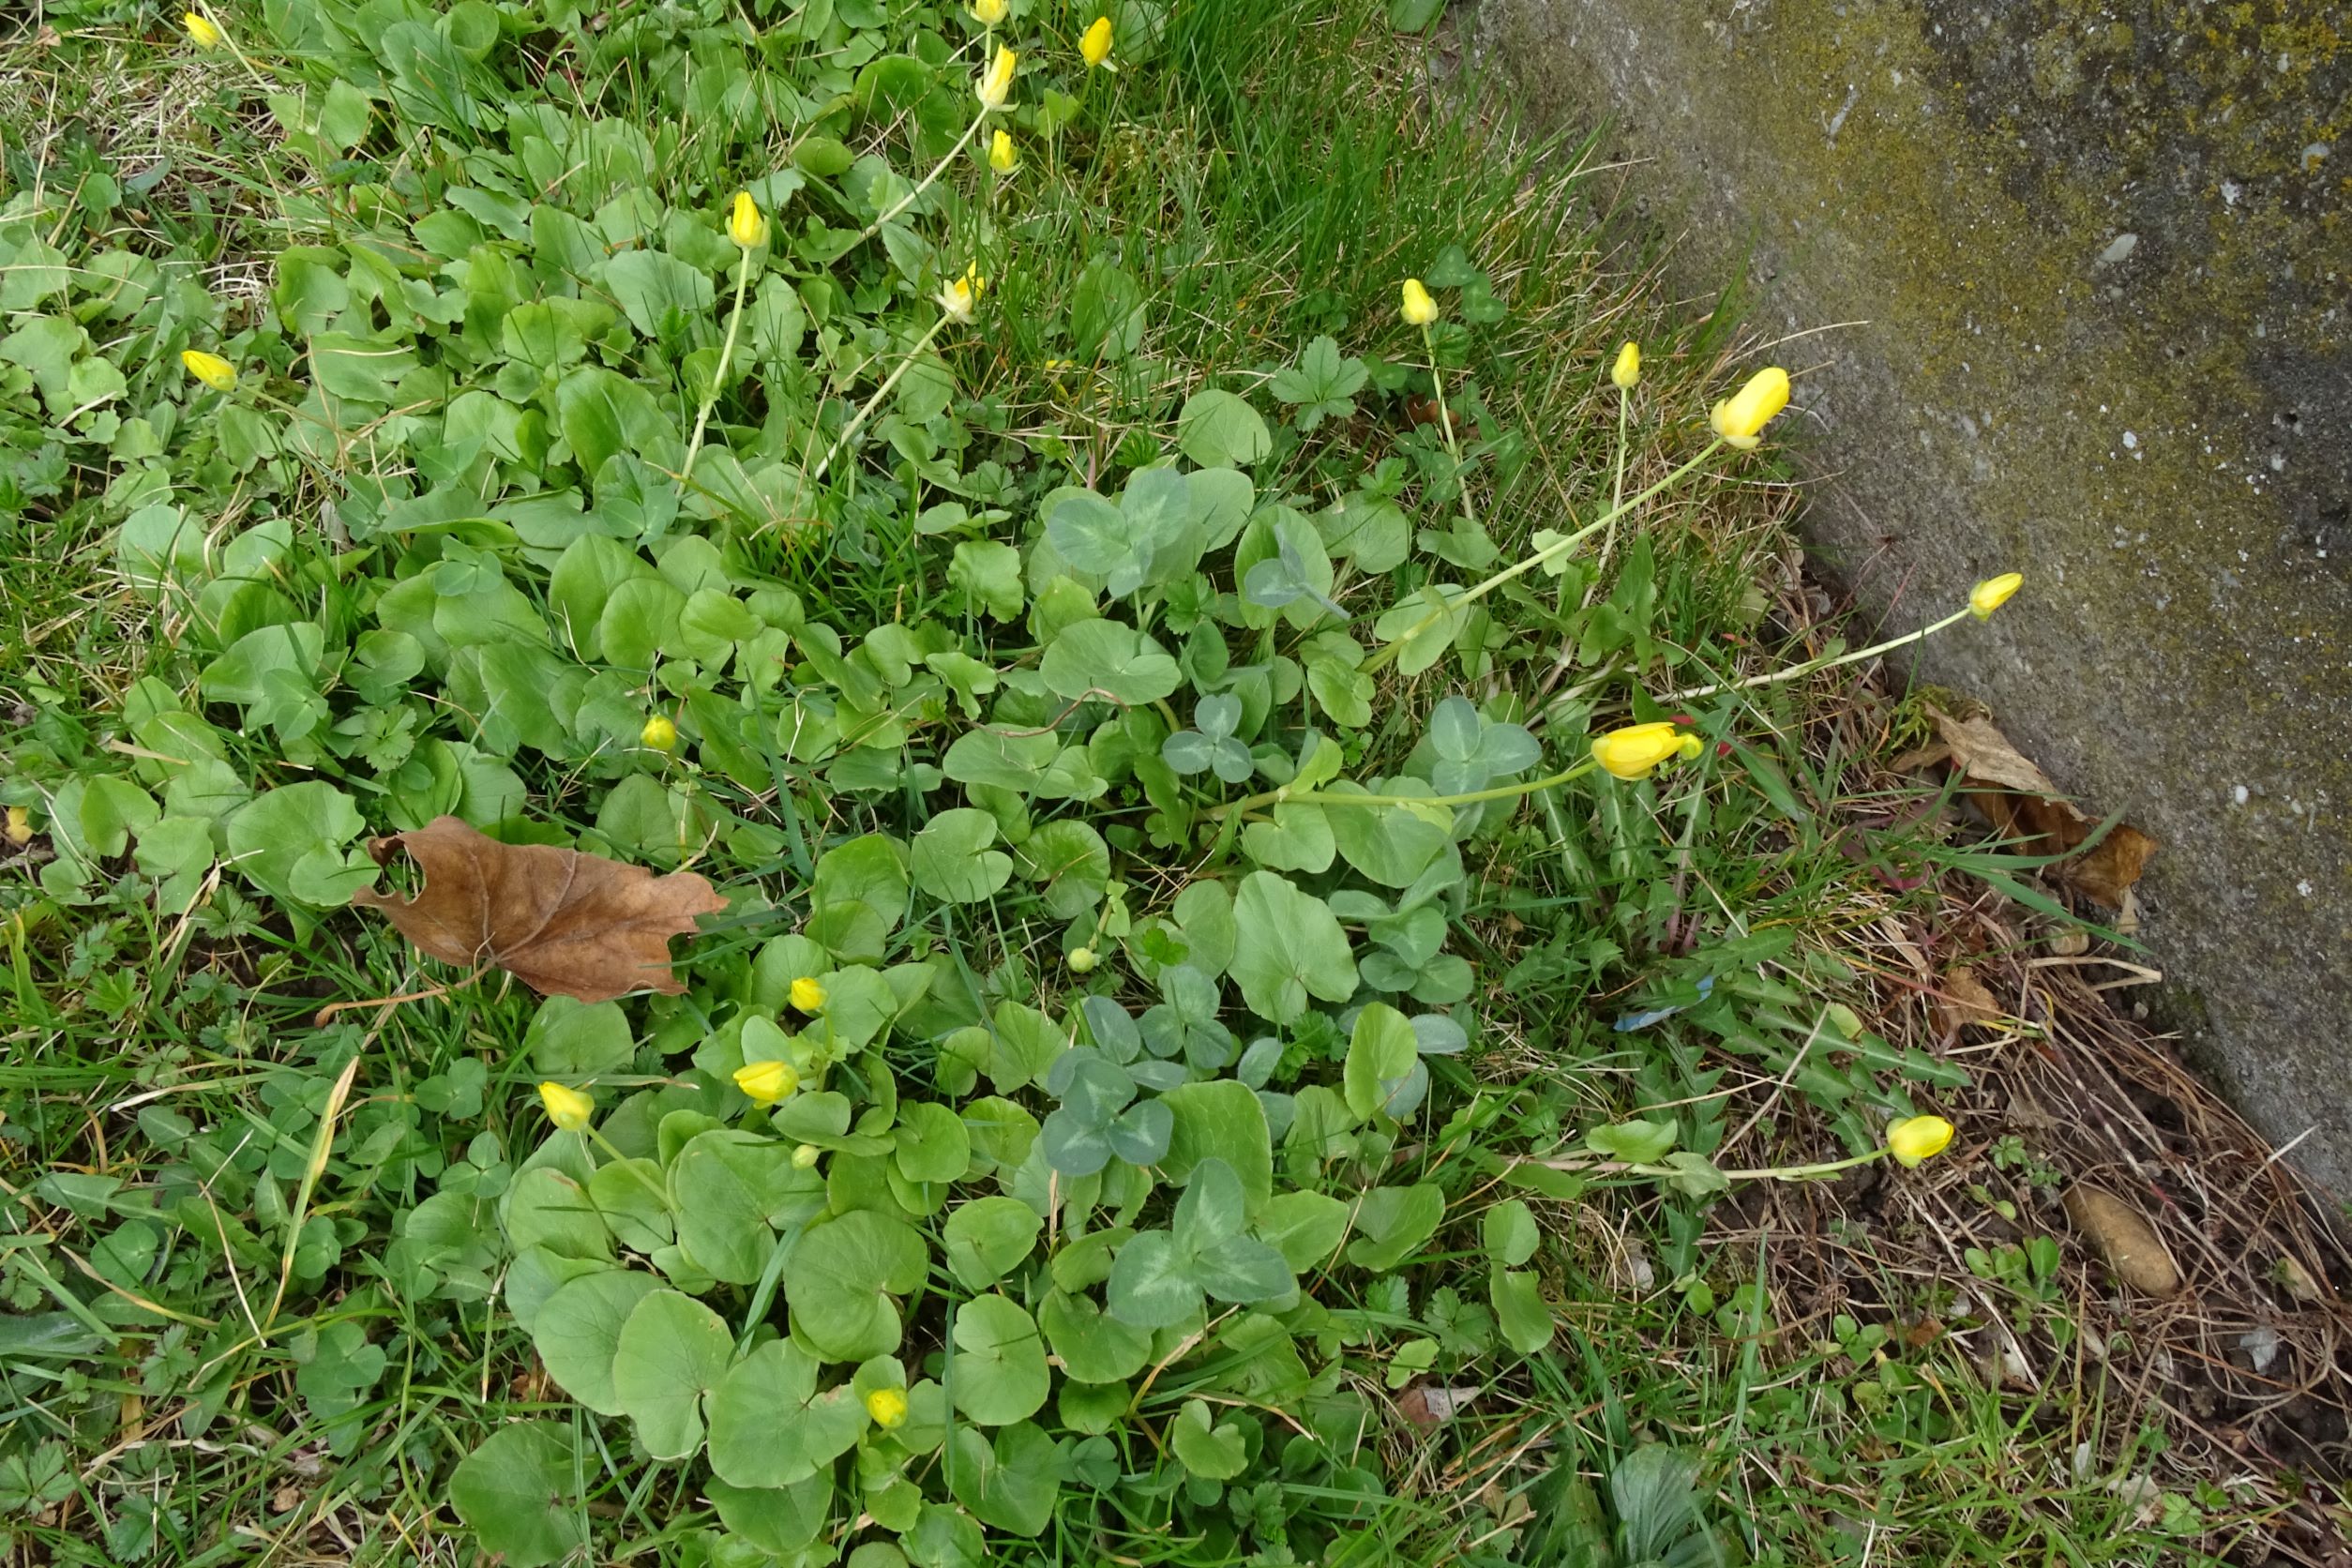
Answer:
xmin=1933 ymin=964 xmax=2004 ymax=1033
xmin=2061 ymin=1185 xmax=2182 ymax=1298
xmin=1929 ymin=710 xmax=2159 ymax=909
xmin=351 ymin=816 xmax=728 ymax=1003
xmin=1395 ymin=1382 xmax=1482 ymax=1431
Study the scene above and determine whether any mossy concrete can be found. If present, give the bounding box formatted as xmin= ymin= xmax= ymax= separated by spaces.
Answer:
xmin=1470 ymin=0 xmax=2352 ymax=1190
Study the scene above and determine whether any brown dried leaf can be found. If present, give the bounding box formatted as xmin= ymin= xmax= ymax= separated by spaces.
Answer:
xmin=1928 ymin=710 xmax=2158 ymax=909
xmin=351 ymin=816 xmax=727 ymax=1003
xmin=2061 ymin=1185 xmax=2182 ymax=1298
xmin=1395 ymin=1382 xmax=1482 ymax=1431
xmin=1933 ymin=965 xmax=2004 ymax=1032
xmin=1936 ymin=712 xmax=2066 ymax=796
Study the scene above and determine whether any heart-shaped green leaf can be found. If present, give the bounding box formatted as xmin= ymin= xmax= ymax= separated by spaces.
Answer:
xmin=950 ymin=1294 xmax=1050 ymax=1425
xmin=609 ymin=1289 xmax=732 ymax=1459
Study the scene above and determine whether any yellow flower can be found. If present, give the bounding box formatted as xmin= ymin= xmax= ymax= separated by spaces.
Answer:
xmin=865 ymin=1386 xmax=909 ymax=1428
xmin=1590 ymin=721 xmax=1687 ymax=781
xmin=977 ymin=46 xmax=1018 ymax=111
xmin=641 ymin=714 xmax=677 ymax=751
xmin=538 ymin=1081 xmax=594 ymax=1132
xmin=1611 ymin=340 xmax=1640 ymax=390
xmin=791 ymin=976 xmax=827 ymax=1013
xmin=1080 ymin=16 xmax=1113 ymax=68
xmin=1709 ymin=366 xmax=1790 ymax=449
xmin=972 ymin=0 xmax=1008 ymax=22
xmin=1399 ymin=279 xmax=1440 ymax=327
xmin=180 ymin=350 xmax=237 ymax=392
xmin=733 ymin=1059 xmax=800 ymax=1107
xmin=938 ymin=263 xmax=985 ymax=324
xmin=792 ymin=1142 xmax=822 ymax=1169
xmin=184 ymin=9 xmax=224 ymax=48
xmin=729 ymin=191 xmax=768 ymax=249
xmin=1886 ymin=1114 xmax=1954 ymax=1168
xmin=1067 ymin=945 xmax=1097 ymax=973
xmin=989 ymin=129 xmax=1019 ymax=174
xmin=5 ymin=807 xmax=31 ymax=848
xmin=1968 ymin=572 xmax=2023 ymax=621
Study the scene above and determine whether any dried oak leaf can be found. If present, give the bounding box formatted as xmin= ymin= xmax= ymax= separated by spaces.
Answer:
xmin=1929 ymin=710 xmax=2159 ymax=909
xmin=351 ymin=816 xmax=727 ymax=1003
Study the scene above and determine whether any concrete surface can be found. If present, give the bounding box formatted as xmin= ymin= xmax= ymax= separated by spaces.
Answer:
xmin=1468 ymin=0 xmax=2352 ymax=1191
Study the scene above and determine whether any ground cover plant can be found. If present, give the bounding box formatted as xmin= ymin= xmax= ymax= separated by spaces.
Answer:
xmin=0 ymin=1 xmax=2315 ymax=1565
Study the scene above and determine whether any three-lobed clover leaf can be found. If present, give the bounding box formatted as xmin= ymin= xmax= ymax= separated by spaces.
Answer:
xmin=1422 ymin=694 xmax=1543 ymax=796
xmin=1104 ymin=1158 xmax=1294 ymax=1329
xmin=1160 ymin=693 xmax=1254 ymax=784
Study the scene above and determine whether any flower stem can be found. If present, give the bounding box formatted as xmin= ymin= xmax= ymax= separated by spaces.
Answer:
xmin=194 ymin=2 xmax=277 ymax=96
xmin=1537 ymin=1146 xmax=1890 ymax=1184
xmin=681 ymin=250 xmax=753 ymax=483
xmin=1421 ymin=321 xmax=1478 ymax=536
xmin=852 ymin=113 xmax=988 ymax=248
xmin=587 ymin=1124 xmax=674 ymax=1208
xmin=1586 ymin=384 xmax=1630 ymax=596
xmin=1207 ymin=758 xmax=1602 ymax=822
xmin=1363 ymin=438 xmax=1725 ymax=675
xmin=805 ymin=312 xmax=956 ymax=493
xmin=1663 ymin=603 xmax=1977 ymax=704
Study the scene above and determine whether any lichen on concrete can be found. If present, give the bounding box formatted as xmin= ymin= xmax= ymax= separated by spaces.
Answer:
xmin=1470 ymin=0 xmax=2352 ymax=1190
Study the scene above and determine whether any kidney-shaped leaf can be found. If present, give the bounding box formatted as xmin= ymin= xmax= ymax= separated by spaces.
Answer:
xmin=912 ymin=808 xmax=1014 ymax=904
xmin=610 ymin=1289 xmax=732 ymax=1459
xmin=532 ymin=1268 xmax=660 ymax=1415
xmin=1229 ymin=871 xmax=1357 ymax=1026
xmin=951 ymin=1294 xmax=1051 ymax=1426
xmin=449 ymin=1422 xmax=588 ymax=1568
xmin=784 ymin=1210 xmax=928 ymax=1363
xmin=706 ymin=1338 xmax=867 ymax=1488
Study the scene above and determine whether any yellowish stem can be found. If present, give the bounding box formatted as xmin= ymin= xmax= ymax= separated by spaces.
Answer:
xmin=1663 ymin=604 xmax=1977 ymax=704
xmin=1363 ymin=439 xmax=1725 ymax=675
xmin=681 ymin=250 xmax=754 ymax=482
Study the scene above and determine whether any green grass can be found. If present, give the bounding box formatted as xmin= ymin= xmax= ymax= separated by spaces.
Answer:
xmin=0 ymin=1 xmax=2276 ymax=1565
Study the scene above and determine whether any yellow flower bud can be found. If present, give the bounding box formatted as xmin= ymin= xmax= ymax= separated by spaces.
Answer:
xmin=538 ymin=1081 xmax=595 ymax=1132
xmin=972 ymin=0 xmax=1008 ymax=22
xmin=865 ymin=1386 xmax=910 ymax=1428
xmin=184 ymin=9 xmax=225 ymax=48
xmin=641 ymin=714 xmax=677 ymax=752
xmin=1080 ymin=16 xmax=1113 ymax=68
xmin=937 ymin=263 xmax=986 ymax=324
xmin=1399 ymin=278 xmax=1440 ymax=327
xmin=1067 ymin=945 xmax=1097 ymax=973
xmin=729 ymin=191 xmax=768 ymax=249
xmin=180 ymin=350 xmax=237 ymax=393
xmin=792 ymin=1142 xmax=822 ymax=1168
xmin=1709 ymin=367 xmax=1791 ymax=449
xmin=5 ymin=807 xmax=31 ymax=848
xmin=1886 ymin=1115 xmax=1954 ymax=1168
xmin=977 ymin=46 xmax=1018 ymax=111
xmin=1611 ymin=340 xmax=1640 ymax=390
xmin=791 ymin=976 xmax=827 ymax=1013
xmin=1968 ymin=572 xmax=2023 ymax=621
xmin=989 ymin=129 xmax=1019 ymax=174
xmin=1590 ymin=721 xmax=1687 ymax=781
xmin=732 ymin=1059 xmax=800 ymax=1107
